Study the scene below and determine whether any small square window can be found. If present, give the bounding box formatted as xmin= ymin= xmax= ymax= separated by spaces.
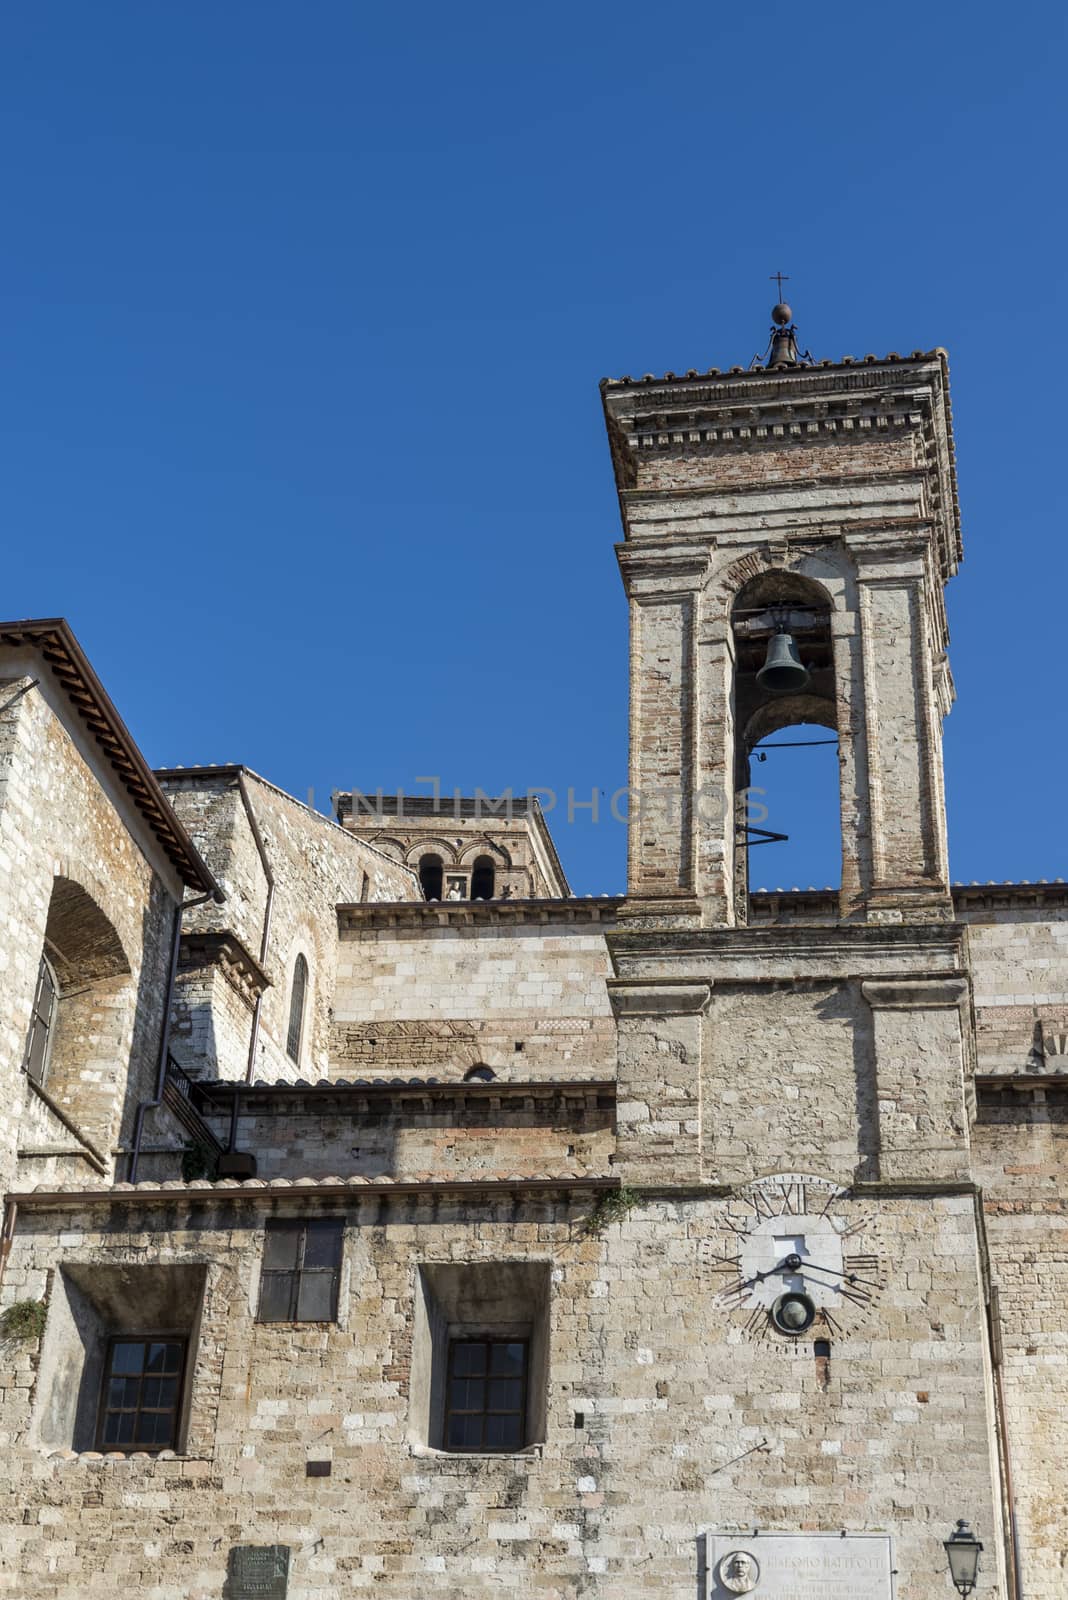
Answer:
xmin=258 ymin=1219 xmax=343 ymax=1323
xmin=96 ymin=1337 xmax=186 ymax=1453
xmin=412 ymin=1261 xmax=549 ymax=1453
xmin=444 ymin=1338 xmax=529 ymax=1453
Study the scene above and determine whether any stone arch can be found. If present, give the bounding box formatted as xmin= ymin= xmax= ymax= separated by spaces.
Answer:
xmin=365 ymin=835 xmax=406 ymax=862
xmin=286 ymin=951 xmax=309 ymax=1066
xmin=742 ymin=695 xmax=836 ymax=753
xmin=709 ymin=546 xmax=850 ymax=613
xmin=46 ymin=859 xmax=133 ymax=972
xmin=402 ymin=838 xmax=458 ymax=867
xmin=458 ymin=840 xmax=512 ymax=868
xmin=28 ymin=873 xmax=134 ymax=1147
xmin=43 ymin=876 xmax=130 ymax=986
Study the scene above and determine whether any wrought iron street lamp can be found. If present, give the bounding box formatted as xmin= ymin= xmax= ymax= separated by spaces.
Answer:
xmin=944 ymin=1521 xmax=983 ymax=1596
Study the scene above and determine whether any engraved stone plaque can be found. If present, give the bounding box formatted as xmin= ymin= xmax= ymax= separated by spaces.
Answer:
xmin=224 ymin=1545 xmax=290 ymax=1600
xmin=705 ymin=1532 xmax=893 ymax=1600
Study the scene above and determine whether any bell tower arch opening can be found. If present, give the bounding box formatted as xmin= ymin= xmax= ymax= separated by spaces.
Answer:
xmin=731 ymin=572 xmax=839 ymax=920
xmin=419 ymin=853 xmax=444 ymax=902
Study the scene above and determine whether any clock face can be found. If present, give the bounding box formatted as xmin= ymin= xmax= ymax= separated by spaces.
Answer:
xmin=703 ymin=1174 xmax=883 ymax=1341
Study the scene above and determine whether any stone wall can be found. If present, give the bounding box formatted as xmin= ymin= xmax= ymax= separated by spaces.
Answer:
xmin=0 ymin=669 xmax=181 ymax=1186
xmin=973 ymin=1091 xmax=1068 ymax=1597
xmin=0 ymin=1186 xmax=1003 ymax=1600
xmin=333 ymin=909 xmax=618 ymax=1080
xmin=196 ymin=1084 xmax=613 ymax=1182
xmin=961 ymin=906 xmax=1068 ymax=1077
xmin=161 ymin=771 xmax=418 ymax=1084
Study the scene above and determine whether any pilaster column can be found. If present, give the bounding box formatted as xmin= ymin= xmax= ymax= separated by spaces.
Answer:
xmin=617 ymin=547 xmax=706 ymax=929
xmin=608 ymin=980 xmax=711 ymax=1186
xmin=862 ymin=976 xmax=970 ymax=1182
xmin=853 ymin=549 xmax=952 ymax=921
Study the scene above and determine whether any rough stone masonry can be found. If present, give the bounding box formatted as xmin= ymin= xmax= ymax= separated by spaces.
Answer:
xmin=0 ymin=316 xmax=1064 ymax=1599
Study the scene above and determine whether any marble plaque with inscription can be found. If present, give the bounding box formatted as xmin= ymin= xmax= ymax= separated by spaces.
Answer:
xmin=223 ymin=1544 xmax=290 ymax=1600
xmin=705 ymin=1532 xmax=893 ymax=1600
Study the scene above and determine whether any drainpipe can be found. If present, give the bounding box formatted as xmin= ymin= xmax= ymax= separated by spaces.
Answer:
xmin=127 ymin=886 xmax=221 ymax=1183
xmin=0 ymin=1199 xmax=18 ymax=1292
xmin=974 ymin=1187 xmax=1024 ymax=1599
xmin=225 ymin=771 xmax=275 ymax=1157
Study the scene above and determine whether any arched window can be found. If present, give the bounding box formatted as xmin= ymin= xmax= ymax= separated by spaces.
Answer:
xmin=23 ymin=952 xmax=58 ymax=1087
xmin=463 ymin=1064 xmax=496 ymax=1083
xmin=419 ymin=854 xmax=444 ymax=901
xmin=287 ymin=954 xmax=308 ymax=1064
xmin=470 ymin=856 xmax=496 ymax=901
xmin=731 ymin=571 xmax=838 ymax=921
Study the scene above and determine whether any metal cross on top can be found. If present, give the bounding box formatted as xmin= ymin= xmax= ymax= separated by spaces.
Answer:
xmin=770 ymin=271 xmax=790 ymax=299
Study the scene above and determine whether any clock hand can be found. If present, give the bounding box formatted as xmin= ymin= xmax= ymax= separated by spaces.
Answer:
xmin=718 ymin=1259 xmax=793 ymax=1301
xmin=785 ymin=1257 xmax=883 ymax=1290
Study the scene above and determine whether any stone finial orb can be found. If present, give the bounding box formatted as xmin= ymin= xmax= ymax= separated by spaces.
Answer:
xmin=771 ymin=302 xmax=793 ymax=326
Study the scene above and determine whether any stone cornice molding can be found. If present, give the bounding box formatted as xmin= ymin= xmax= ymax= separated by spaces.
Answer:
xmin=337 ymin=896 xmax=622 ymax=933
xmin=746 ymin=884 xmax=1068 ymax=921
xmin=861 ymin=976 xmax=969 ymax=1011
xmin=195 ymin=1077 xmax=615 ymax=1116
xmin=178 ymin=930 xmax=270 ymax=1004
xmin=609 ymin=922 xmax=965 ymax=964
xmin=615 ymin=546 xmax=710 ymax=593
xmin=620 ymin=466 xmax=931 ymax=506
xmin=602 ymin=352 xmax=960 ymax=583
xmin=607 ymin=980 xmax=712 ymax=1018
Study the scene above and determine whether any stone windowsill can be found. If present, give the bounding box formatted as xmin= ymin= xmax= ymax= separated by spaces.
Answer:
xmin=411 ymin=1442 xmax=545 ymax=1461
xmin=46 ymin=1449 xmax=211 ymax=1465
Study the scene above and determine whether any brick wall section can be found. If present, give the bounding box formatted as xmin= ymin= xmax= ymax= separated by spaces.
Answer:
xmin=635 ymin=435 xmax=916 ymax=490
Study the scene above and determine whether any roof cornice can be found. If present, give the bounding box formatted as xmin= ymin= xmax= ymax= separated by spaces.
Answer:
xmin=0 ymin=619 xmax=218 ymax=894
xmin=337 ymin=895 xmax=623 ymax=932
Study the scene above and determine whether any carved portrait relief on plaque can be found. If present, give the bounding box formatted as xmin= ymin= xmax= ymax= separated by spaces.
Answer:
xmin=718 ymin=1548 xmax=760 ymax=1592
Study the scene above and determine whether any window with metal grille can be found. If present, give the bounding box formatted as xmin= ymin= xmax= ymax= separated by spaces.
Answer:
xmin=444 ymin=1338 xmax=528 ymax=1451
xmin=257 ymin=1218 xmax=343 ymax=1322
xmin=23 ymin=953 xmax=58 ymax=1087
xmin=286 ymin=953 xmax=308 ymax=1063
xmin=97 ymin=1337 xmax=185 ymax=1451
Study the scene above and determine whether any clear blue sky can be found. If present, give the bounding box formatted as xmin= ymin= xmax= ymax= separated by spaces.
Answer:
xmin=3 ymin=2 xmax=1064 ymax=894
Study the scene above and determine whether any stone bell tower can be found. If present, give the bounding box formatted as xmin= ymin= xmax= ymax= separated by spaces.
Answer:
xmin=597 ymin=307 xmax=1006 ymax=1594
xmin=600 ymin=298 xmax=961 ymax=928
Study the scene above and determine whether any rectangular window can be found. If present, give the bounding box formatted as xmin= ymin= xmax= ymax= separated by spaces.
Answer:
xmin=257 ymin=1218 xmax=343 ymax=1323
xmin=444 ymin=1338 xmax=528 ymax=1452
xmin=23 ymin=954 xmax=57 ymax=1087
xmin=96 ymin=1337 xmax=186 ymax=1451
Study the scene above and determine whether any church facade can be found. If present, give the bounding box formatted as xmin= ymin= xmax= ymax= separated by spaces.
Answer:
xmin=0 ymin=316 xmax=1064 ymax=1599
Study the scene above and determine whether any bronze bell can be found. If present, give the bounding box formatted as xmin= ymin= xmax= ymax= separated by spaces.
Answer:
xmin=756 ymin=628 xmax=810 ymax=694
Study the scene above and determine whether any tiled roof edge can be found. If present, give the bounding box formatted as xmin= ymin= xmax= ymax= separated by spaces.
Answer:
xmin=0 ymin=619 xmax=218 ymax=895
xmin=11 ymin=1172 xmax=620 ymax=1207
